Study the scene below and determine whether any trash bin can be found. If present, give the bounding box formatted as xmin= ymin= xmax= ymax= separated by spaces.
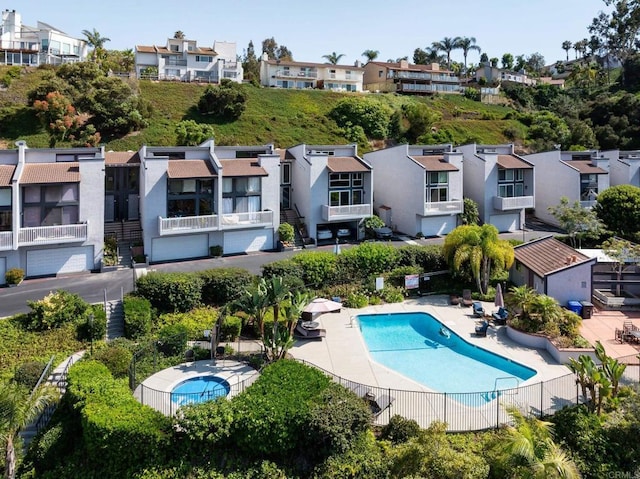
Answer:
xmin=580 ymin=301 xmax=594 ymax=319
xmin=567 ymin=300 xmax=582 ymax=317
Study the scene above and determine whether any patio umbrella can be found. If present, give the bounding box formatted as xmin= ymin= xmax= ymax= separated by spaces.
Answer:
xmin=303 ymin=297 xmax=342 ymax=314
xmin=495 ymin=283 xmax=505 ymax=309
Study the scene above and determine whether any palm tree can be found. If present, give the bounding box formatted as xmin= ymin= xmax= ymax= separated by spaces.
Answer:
xmin=361 ymin=49 xmax=379 ymax=62
xmin=431 ymin=36 xmax=461 ymax=70
xmin=442 ymin=224 xmax=514 ymax=295
xmin=262 ymin=277 xmax=292 ymax=361
xmin=235 ymin=284 xmax=269 ymax=338
xmin=562 ymin=40 xmax=572 ymax=61
xmin=283 ymin=290 xmax=311 ymax=336
xmin=322 ymin=52 xmax=345 ymax=65
xmin=0 ymin=382 xmax=59 ymax=479
xmin=174 ymin=31 xmax=185 ymax=39
xmin=457 ymin=37 xmax=481 ymax=77
xmin=574 ymin=39 xmax=589 ymax=59
xmin=505 ymin=285 xmax=537 ymax=319
xmin=81 ymin=28 xmax=111 ymax=63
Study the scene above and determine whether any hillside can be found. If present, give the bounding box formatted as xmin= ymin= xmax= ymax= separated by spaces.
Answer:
xmin=0 ymin=66 xmax=526 ymax=151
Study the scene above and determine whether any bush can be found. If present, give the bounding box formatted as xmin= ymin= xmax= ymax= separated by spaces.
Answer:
xmin=380 ymin=414 xmax=421 ymax=444
xmin=158 ymin=307 xmax=218 ymax=339
xmin=277 ymin=222 xmax=295 ymax=243
xmin=385 ymin=265 xmax=421 ymax=288
xmin=220 ymin=315 xmax=242 ymax=341
xmin=26 ymin=290 xmax=91 ymax=331
xmin=123 ymin=295 xmax=152 ymax=339
xmin=76 ymin=304 xmax=107 ymax=341
xmin=261 ymin=259 xmax=304 ymax=282
xmin=337 ymin=242 xmax=399 ymax=282
xmin=173 ymin=398 xmax=235 ymax=457
xmin=198 ymin=268 xmax=253 ymax=306
xmin=5 ymin=267 xmax=24 ymax=285
xmin=344 ymin=291 xmax=369 ymax=308
xmin=197 ymin=79 xmax=247 ymax=119
xmin=156 ymin=323 xmax=189 ymax=356
xmin=175 ymin=120 xmax=215 ymax=146
xmin=13 ymin=360 xmax=47 ymax=389
xmin=92 ymin=344 xmax=133 ymax=379
xmin=381 ymin=286 xmax=405 ymax=303
xmin=136 ymin=272 xmax=203 ymax=313
xmin=397 ymin=244 xmax=447 ymax=271
xmin=292 ymin=251 xmax=338 ymax=287
xmin=313 ymin=431 xmax=388 ymax=479
xmin=209 ymin=245 xmax=223 ymax=257
xmin=328 ymin=97 xmax=392 ymax=139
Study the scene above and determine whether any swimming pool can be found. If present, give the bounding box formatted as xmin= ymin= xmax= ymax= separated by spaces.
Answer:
xmin=171 ymin=375 xmax=231 ymax=407
xmin=358 ymin=312 xmax=536 ymax=395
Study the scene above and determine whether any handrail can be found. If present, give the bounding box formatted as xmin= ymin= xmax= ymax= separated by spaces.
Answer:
xmin=31 ymin=356 xmax=55 ymax=397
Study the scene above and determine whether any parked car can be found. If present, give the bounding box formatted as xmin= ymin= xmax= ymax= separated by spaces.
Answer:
xmin=317 ymin=227 xmax=332 ymax=240
xmin=336 ymin=227 xmax=351 ymax=238
xmin=373 ymin=226 xmax=393 ymax=239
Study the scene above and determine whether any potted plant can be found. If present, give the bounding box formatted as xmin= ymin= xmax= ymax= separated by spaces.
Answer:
xmin=277 ymin=222 xmax=295 ymax=251
xmin=5 ymin=268 xmax=24 ymax=286
xmin=209 ymin=245 xmax=223 ymax=257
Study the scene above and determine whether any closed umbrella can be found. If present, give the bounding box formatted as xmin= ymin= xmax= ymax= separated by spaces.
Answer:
xmin=494 ymin=283 xmax=504 ymax=309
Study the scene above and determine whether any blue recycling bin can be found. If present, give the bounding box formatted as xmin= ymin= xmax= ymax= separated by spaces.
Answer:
xmin=567 ymin=300 xmax=582 ymax=317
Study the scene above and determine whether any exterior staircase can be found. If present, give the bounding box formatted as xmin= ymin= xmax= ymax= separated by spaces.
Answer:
xmin=280 ymin=208 xmax=305 ymax=249
xmin=104 ymin=220 xmax=141 ymax=269
xmin=105 ymin=299 xmax=125 ymax=340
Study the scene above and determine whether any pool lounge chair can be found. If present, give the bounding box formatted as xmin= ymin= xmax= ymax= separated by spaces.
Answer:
xmin=472 ymin=301 xmax=485 ymax=318
xmin=475 ymin=320 xmax=489 ymax=337
xmin=461 ymin=289 xmax=474 ymax=307
xmin=492 ymin=307 xmax=509 ymax=325
xmin=294 ymin=323 xmax=326 ymax=340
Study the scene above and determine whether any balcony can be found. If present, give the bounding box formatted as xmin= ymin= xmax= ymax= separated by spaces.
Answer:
xmin=220 ymin=211 xmax=274 ymax=229
xmin=0 ymin=231 xmax=12 ymax=251
xmin=158 ymin=215 xmax=219 ymax=236
xmin=493 ymin=196 xmax=535 ymax=211
xmin=163 ymin=58 xmax=187 ymax=66
xmin=390 ymin=71 xmax=459 ymax=83
xmin=274 ymin=69 xmax=318 ymax=78
xmin=322 ymin=204 xmax=371 ymax=221
xmin=0 ymin=41 xmax=39 ymax=52
xmin=423 ymin=200 xmax=464 ymax=216
xmin=18 ymin=224 xmax=88 ymax=247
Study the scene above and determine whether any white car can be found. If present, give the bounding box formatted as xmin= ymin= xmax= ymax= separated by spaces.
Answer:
xmin=317 ymin=228 xmax=332 ymax=240
xmin=336 ymin=228 xmax=351 ymax=238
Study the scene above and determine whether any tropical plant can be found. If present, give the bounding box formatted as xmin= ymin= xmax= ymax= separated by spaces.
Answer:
xmin=0 ymin=381 xmax=59 ymax=479
xmin=442 ymin=224 xmax=514 ymax=295
xmin=81 ymin=28 xmax=111 ymax=63
xmin=173 ymin=31 xmax=185 ymax=39
xmin=595 ymin=340 xmax=626 ymax=398
xmin=562 ymin=40 xmax=573 ymax=61
xmin=457 ymin=37 xmax=481 ymax=76
xmin=431 ymin=36 xmax=461 ymax=70
xmin=234 ymin=281 xmax=269 ymax=337
xmin=568 ymin=354 xmax=610 ymax=414
xmin=262 ymin=276 xmax=292 ymax=361
xmin=361 ymin=49 xmax=379 ymax=62
xmin=322 ymin=51 xmax=345 ymax=65
xmin=282 ymin=290 xmax=310 ymax=336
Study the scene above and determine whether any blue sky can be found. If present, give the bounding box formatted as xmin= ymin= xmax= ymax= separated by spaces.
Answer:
xmin=11 ymin=0 xmax=608 ymax=67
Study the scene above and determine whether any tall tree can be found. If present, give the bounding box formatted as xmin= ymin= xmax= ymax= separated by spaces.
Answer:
xmin=242 ymin=40 xmax=260 ymax=83
xmin=0 ymin=382 xmax=59 ymax=479
xmin=457 ymin=36 xmax=481 ymax=76
xmin=501 ymin=53 xmax=514 ymax=70
xmin=594 ymin=184 xmax=640 ymax=238
xmin=431 ymin=36 xmax=461 ymax=70
xmin=573 ymin=39 xmax=589 ymax=59
xmin=81 ymin=28 xmax=111 ymax=63
xmin=548 ymin=196 xmax=604 ymax=248
xmin=260 ymin=38 xmax=293 ymax=61
xmin=275 ymin=45 xmax=293 ymax=61
xmin=442 ymin=224 xmax=515 ymax=295
xmin=322 ymin=51 xmax=345 ymax=65
xmin=361 ymin=49 xmax=379 ymax=62
xmin=562 ymin=40 xmax=573 ymax=61
xmin=261 ymin=276 xmax=292 ymax=361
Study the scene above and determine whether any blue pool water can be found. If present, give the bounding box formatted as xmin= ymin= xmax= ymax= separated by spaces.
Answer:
xmin=358 ymin=312 xmax=536 ymax=395
xmin=171 ymin=376 xmax=231 ymax=406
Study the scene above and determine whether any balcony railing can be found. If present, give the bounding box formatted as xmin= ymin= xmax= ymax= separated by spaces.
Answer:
xmin=391 ymin=71 xmax=460 ymax=83
xmin=274 ymin=69 xmax=318 ymax=78
xmin=0 ymin=231 xmax=12 ymax=251
xmin=18 ymin=224 xmax=88 ymax=246
xmin=220 ymin=211 xmax=274 ymax=229
xmin=163 ymin=58 xmax=187 ymax=66
xmin=0 ymin=41 xmax=39 ymax=52
xmin=322 ymin=204 xmax=371 ymax=221
xmin=158 ymin=215 xmax=219 ymax=236
xmin=493 ymin=195 xmax=535 ymax=211
xmin=580 ymin=200 xmax=597 ymax=209
xmin=423 ymin=200 xmax=464 ymax=216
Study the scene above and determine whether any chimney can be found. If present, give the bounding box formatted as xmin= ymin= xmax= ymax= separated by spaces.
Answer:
xmin=354 ymin=59 xmax=361 ymax=68
xmin=399 ymin=59 xmax=409 ymax=69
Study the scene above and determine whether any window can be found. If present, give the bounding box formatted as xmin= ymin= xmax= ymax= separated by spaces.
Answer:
xmin=236 ymin=150 xmax=267 ymax=158
xmin=0 ymin=188 xmax=11 ymax=232
xmin=170 ymin=44 xmax=179 ymax=52
xmin=378 ymin=70 xmax=383 ymax=78
xmin=222 ymin=177 xmax=261 ymax=214
xmin=426 ymin=171 xmax=449 ymax=203
xmin=281 ymin=163 xmax=291 ymax=185
xmin=498 ymin=168 xmax=525 ymax=198
xmin=580 ymin=174 xmax=598 ymax=201
xmin=167 ymin=179 xmax=214 ymax=218
xmin=22 ymin=184 xmax=79 ymax=227
xmin=62 ymin=43 xmax=70 ymax=54
xmin=195 ymin=55 xmax=213 ymax=63
xmin=329 ymin=173 xmax=351 ymax=188
xmin=329 ymin=173 xmax=365 ymax=206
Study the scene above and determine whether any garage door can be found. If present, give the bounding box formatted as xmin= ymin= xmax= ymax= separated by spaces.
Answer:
xmin=27 ymin=246 xmax=93 ymax=277
xmin=224 ymin=230 xmax=272 ymax=255
xmin=151 ymin=234 xmax=208 ymax=262
xmin=0 ymin=257 xmax=5 ymax=285
xmin=421 ymin=216 xmax=457 ymax=236
xmin=489 ymin=214 xmax=519 ymax=233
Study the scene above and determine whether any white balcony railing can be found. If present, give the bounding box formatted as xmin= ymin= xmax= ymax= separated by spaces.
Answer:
xmin=580 ymin=200 xmax=597 ymax=209
xmin=423 ymin=199 xmax=464 ymax=216
xmin=220 ymin=211 xmax=274 ymax=229
xmin=274 ymin=69 xmax=318 ymax=78
xmin=0 ymin=231 xmax=12 ymax=251
xmin=18 ymin=224 xmax=88 ymax=246
xmin=158 ymin=215 xmax=219 ymax=236
xmin=322 ymin=204 xmax=371 ymax=221
xmin=493 ymin=195 xmax=535 ymax=211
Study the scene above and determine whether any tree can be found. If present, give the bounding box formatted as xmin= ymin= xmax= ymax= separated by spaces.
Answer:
xmin=460 ymin=197 xmax=479 ymax=225
xmin=197 ymin=79 xmax=247 ymax=120
xmin=505 ymin=285 xmax=537 ymax=319
xmin=490 ymin=57 xmax=499 ymax=68
xmin=81 ymin=28 xmax=111 ymax=63
xmin=442 ymin=224 xmax=515 ymax=295
xmin=0 ymin=382 xmax=59 ymax=479
xmin=525 ymin=52 xmax=546 ymax=74
xmin=275 ymin=45 xmax=293 ymax=61
xmin=235 ymin=283 xmax=269 ymax=338
xmin=594 ymin=184 xmax=640 ymax=239
xmin=33 ymin=91 xmax=79 ymax=147
xmin=431 ymin=36 xmax=461 ymax=70
xmin=413 ymin=46 xmax=442 ymax=65
xmin=573 ymin=39 xmax=589 ymax=60
xmin=548 ymin=196 xmax=604 ymax=248
xmin=480 ymin=52 xmax=489 ymax=64
xmin=457 ymin=37 xmax=481 ymax=76
xmin=175 ymin=120 xmax=215 ymax=146
xmin=562 ymin=40 xmax=573 ymax=61
xmin=282 ymin=290 xmax=310 ymax=336
xmin=501 ymin=53 xmax=514 ymax=70
xmin=322 ymin=52 xmax=345 ymax=65
xmin=361 ymin=49 xmax=379 ymax=62
xmin=173 ymin=31 xmax=185 ymax=39
xmin=261 ymin=37 xmax=293 ymax=61
xmin=242 ymin=40 xmax=260 ymax=83
xmin=261 ymin=276 xmax=292 ymax=361
xmin=601 ymin=237 xmax=640 ymax=296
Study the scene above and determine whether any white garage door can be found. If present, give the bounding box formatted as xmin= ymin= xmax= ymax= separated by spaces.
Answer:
xmin=224 ymin=230 xmax=272 ymax=255
xmin=152 ymin=234 xmax=208 ymax=262
xmin=489 ymin=214 xmax=519 ymax=233
xmin=27 ymin=246 xmax=93 ymax=277
xmin=421 ymin=216 xmax=457 ymax=236
xmin=0 ymin=257 xmax=5 ymax=285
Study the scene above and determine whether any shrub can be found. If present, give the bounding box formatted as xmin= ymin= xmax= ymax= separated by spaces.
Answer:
xmin=157 ymin=307 xmax=218 ymax=339
xmin=13 ymin=360 xmax=47 ymax=389
xmin=277 ymin=223 xmax=295 ymax=243
xmin=380 ymin=414 xmax=421 ymax=444
xmin=5 ymin=267 xmax=24 ymax=285
xmin=76 ymin=304 xmax=107 ymax=341
xmin=103 ymin=237 xmax=118 ymax=266
xmin=175 ymin=119 xmax=215 ymax=146
xmin=136 ymin=272 xmax=203 ymax=313
xmin=220 ymin=315 xmax=242 ymax=341
xmin=385 ymin=265 xmax=421 ymax=288
xmin=197 ymin=79 xmax=247 ymax=119
xmin=209 ymin=245 xmax=223 ymax=257
xmin=292 ymin=251 xmax=338 ymax=287
xmin=123 ymin=295 xmax=152 ymax=339
xmin=381 ymin=286 xmax=405 ymax=303
xmin=173 ymin=398 xmax=235 ymax=457
xmin=26 ymin=290 xmax=91 ymax=331
xmin=397 ymin=244 xmax=447 ymax=271
xmin=198 ymin=268 xmax=253 ymax=306
xmin=156 ymin=323 xmax=189 ymax=356
xmin=337 ymin=242 xmax=399 ymax=281
xmin=313 ymin=431 xmax=388 ymax=479
xmin=328 ymin=97 xmax=392 ymax=139
xmin=92 ymin=344 xmax=133 ymax=379
xmin=344 ymin=291 xmax=369 ymax=309
xmin=261 ymin=259 xmax=304 ymax=281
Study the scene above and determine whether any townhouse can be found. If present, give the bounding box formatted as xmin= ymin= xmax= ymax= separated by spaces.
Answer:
xmin=135 ymin=38 xmax=242 ymax=83
xmin=0 ymin=9 xmax=87 ymax=66
xmin=474 ymin=64 xmax=537 ymax=86
xmin=259 ymin=55 xmax=364 ymax=92
xmin=363 ymin=60 xmax=461 ymax=94
xmin=363 ymin=144 xmax=463 ymax=236
xmin=523 ymin=149 xmax=609 ymax=227
xmin=0 ymin=141 xmax=104 ymax=284
xmin=457 ymin=144 xmax=535 ymax=232
xmin=601 ymin=149 xmax=640 ymax=187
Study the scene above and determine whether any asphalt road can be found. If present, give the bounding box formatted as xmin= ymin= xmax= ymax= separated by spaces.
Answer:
xmin=0 ymin=227 xmax=555 ymax=318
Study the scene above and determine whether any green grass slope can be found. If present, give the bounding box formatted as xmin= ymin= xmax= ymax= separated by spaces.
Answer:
xmin=0 ymin=67 xmax=526 ymax=151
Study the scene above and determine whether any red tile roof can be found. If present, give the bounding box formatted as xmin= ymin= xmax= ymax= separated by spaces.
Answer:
xmin=412 ymin=155 xmax=459 ymax=171
xmin=105 ymin=151 xmax=140 ymax=165
xmin=563 ymin=160 xmax=608 ymax=174
xmin=220 ymin=159 xmax=267 ymax=177
xmin=20 ymin=163 xmax=79 ymax=184
xmin=514 ymin=237 xmax=591 ymax=277
xmin=0 ymin=165 xmax=16 ymax=186
xmin=497 ymin=155 xmax=533 ymax=169
xmin=167 ymin=160 xmax=216 ymax=179
xmin=327 ymin=157 xmax=371 ymax=173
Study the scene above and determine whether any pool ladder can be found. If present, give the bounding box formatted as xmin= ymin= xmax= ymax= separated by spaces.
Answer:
xmin=487 ymin=376 xmax=520 ymax=400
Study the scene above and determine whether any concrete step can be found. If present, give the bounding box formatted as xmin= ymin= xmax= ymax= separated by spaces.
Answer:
xmin=105 ymin=300 xmax=124 ymax=341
